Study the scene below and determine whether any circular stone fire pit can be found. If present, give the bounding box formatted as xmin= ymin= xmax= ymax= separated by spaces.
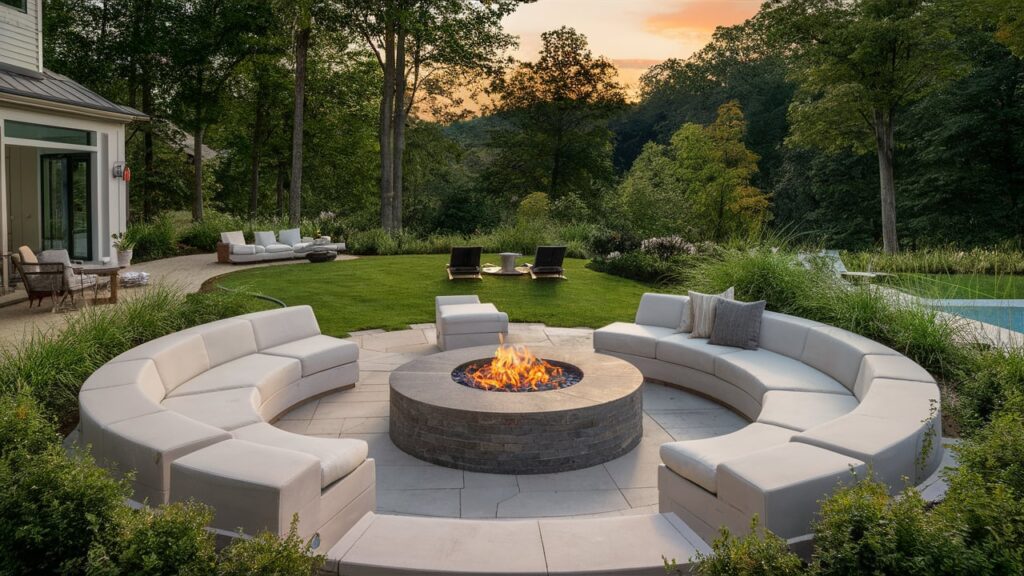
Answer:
xmin=389 ymin=345 xmax=644 ymax=474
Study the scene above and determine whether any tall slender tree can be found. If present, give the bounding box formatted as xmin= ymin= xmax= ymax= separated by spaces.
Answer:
xmin=341 ymin=0 xmax=528 ymax=232
xmin=766 ymin=0 xmax=967 ymax=253
xmin=169 ymin=0 xmax=271 ymax=221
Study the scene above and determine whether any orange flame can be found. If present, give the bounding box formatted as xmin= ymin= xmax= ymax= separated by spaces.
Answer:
xmin=465 ymin=337 xmax=564 ymax=391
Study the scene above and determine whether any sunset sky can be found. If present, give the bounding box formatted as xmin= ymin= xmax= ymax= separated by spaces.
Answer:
xmin=502 ymin=0 xmax=762 ymax=93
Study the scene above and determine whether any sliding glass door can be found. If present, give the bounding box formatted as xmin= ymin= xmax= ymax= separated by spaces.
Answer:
xmin=40 ymin=154 xmax=92 ymax=260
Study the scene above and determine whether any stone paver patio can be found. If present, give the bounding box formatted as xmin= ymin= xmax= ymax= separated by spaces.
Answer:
xmin=273 ymin=323 xmax=747 ymax=519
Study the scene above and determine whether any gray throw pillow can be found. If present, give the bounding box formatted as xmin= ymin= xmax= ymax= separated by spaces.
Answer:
xmin=708 ymin=299 xmax=767 ymax=349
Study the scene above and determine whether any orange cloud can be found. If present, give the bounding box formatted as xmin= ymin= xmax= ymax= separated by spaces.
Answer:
xmin=646 ymin=1 xmax=760 ymax=38
xmin=611 ymin=58 xmax=665 ymax=70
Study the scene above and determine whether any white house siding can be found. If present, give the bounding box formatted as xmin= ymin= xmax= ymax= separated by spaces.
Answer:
xmin=1 ymin=104 xmax=129 ymax=264
xmin=0 ymin=0 xmax=42 ymax=72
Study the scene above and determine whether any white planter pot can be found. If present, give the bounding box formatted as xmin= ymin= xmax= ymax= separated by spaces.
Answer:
xmin=117 ymin=249 xmax=133 ymax=268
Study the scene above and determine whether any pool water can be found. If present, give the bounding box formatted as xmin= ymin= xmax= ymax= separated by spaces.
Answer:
xmin=933 ymin=302 xmax=1024 ymax=333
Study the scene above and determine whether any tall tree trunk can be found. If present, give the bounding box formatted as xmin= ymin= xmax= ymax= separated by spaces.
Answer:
xmin=391 ymin=25 xmax=407 ymax=232
xmin=378 ymin=19 xmax=396 ymax=232
xmin=290 ymin=26 xmax=310 ymax=227
xmin=873 ymin=109 xmax=898 ymax=254
xmin=192 ymin=122 xmax=204 ymax=222
xmin=276 ymin=164 xmax=286 ymax=216
xmin=250 ymin=79 xmax=266 ymax=219
xmin=141 ymin=69 xmax=154 ymax=221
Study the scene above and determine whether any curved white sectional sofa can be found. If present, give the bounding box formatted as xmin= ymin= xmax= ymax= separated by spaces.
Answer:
xmin=78 ymin=306 xmax=374 ymax=550
xmin=594 ymin=293 xmax=943 ymax=543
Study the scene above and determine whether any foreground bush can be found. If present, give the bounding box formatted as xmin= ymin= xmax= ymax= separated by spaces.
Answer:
xmin=0 ymin=444 xmax=130 ymax=575
xmin=683 ymin=518 xmax=807 ymax=576
xmin=217 ymin=516 xmax=325 ymax=576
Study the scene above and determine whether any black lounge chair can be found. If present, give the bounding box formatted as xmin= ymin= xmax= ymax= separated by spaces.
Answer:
xmin=526 ymin=246 xmax=567 ymax=279
xmin=447 ymin=246 xmax=483 ymax=280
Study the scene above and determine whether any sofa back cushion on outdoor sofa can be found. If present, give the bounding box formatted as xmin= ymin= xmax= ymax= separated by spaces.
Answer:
xmin=196 ymin=319 xmax=259 ymax=368
xmin=801 ymin=326 xmax=900 ymax=393
xmin=254 ymin=231 xmax=277 ymax=247
xmin=221 ymin=231 xmax=246 ymax=245
xmin=635 ymin=293 xmax=690 ymax=330
xmin=757 ymin=312 xmax=823 ymax=360
xmin=247 ymin=305 xmax=321 ymax=350
xmin=279 ymin=228 xmax=302 ymax=246
xmin=114 ymin=333 xmax=212 ymax=395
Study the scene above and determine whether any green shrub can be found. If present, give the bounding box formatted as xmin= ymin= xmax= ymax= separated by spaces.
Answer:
xmin=587 ymin=252 xmax=681 ymax=283
xmin=86 ymin=502 xmax=218 ymax=576
xmin=685 ymin=518 xmax=807 ymax=576
xmin=938 ymin=467 xmax=1024 ymax=574
xmin=0 ymin=445 xmax=130 ymax=575
xmin=844 ymin=247 xmax=1024 ymax=275
xmin=127 ymin=217 xmax=178 ymax=262
xmin=347 ymin=228 xmax=399 ymax=255
xmin=217 ymin=516 xmax=324 ymax=576
xmin=0 ymin=391 xmax=58 ymax=460
xmin=0 ymin=286 xmax=264 ymax=426
xmin=517 ymin=192 xmax=552 ymax=226
xmin=954 ymin=349 xmax=1024 ymax=433
xmin=812 ymin=478 xmax=974 ymax=576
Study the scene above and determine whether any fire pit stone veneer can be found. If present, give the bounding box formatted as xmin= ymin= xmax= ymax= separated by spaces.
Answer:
xmin=389 ymin=345 xmax=644 ymax=474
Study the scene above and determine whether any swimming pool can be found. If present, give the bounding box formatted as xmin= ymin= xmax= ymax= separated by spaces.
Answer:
xmin=931 ymin=300 xmax=1024 ymax=333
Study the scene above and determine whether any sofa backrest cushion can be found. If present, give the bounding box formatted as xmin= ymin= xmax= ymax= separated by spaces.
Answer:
xmin=635 ymin=293 xmax=690 ymax=330
xmin=254 ymin=231 xmax=277 ymax=247
xmin=801 ymin=326 xmax=899 ymax=392
xmin=247 ymin=305 xmax=321 ymax=350
xmin=196 ymin=319 xmax=258 ymax=368
xmin=82 ymin=359 xmax=165 ymax=403
xmin=853 ymin=355 xmax=934 ymax=400
xmin=279 ymin=228 xmax=301 ymax=246
xmin=114 ymin=332 xmax=212 ymax=395
xmin=758 ymin=312 xmax=822 ymax=360
xmin=221 ymin=231 xmax=245 ymax=245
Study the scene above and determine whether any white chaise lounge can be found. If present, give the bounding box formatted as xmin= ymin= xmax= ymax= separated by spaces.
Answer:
xmin=594 ymin=293 xmax=942 ymax=543
xmin=78 ymin=305 xmax=372 ymax=550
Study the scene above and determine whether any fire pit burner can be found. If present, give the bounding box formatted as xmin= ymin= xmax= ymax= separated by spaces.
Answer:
xmin=451 ymin=346 xmax=583 ymax=392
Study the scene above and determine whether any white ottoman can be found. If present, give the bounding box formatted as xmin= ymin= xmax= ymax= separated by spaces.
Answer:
xmin=436 ymin=295 xmax=509 ymax=351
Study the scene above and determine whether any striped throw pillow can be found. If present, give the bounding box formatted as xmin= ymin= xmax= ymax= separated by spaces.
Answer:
xmin=688 ymin=287 xmax=735 ymax=339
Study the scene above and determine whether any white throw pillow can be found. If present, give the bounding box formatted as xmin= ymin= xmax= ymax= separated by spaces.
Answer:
xmin=254 ymin=231 xmax=277 ymax=247
xmin=279 ymin=228 xmax=301 ymax=246
xmin=688 ymin=287 xmax=735 ymax=339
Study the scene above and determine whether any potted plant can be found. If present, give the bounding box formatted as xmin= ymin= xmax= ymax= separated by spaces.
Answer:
xmin=112 ymin=232 xmax=135 ymax=267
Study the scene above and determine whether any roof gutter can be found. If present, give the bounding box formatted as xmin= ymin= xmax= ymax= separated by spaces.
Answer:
xmin=0 ymin=91 xmax=148 ymax=123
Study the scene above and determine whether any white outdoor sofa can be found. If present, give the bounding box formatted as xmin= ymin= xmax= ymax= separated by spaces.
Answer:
xmin=78 ymin=305 xmax=373 ymax=550
xmin=594 ymin=293 xmax=942 ymax=544
xmin=220 ymin=229 xmax=346 ymax=264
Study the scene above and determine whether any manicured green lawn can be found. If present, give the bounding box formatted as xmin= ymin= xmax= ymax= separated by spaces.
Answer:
xmin=892 ymin=273 xmax=1024 ymax=299
xmin=213 ymin=255 xmax=657 ymax=337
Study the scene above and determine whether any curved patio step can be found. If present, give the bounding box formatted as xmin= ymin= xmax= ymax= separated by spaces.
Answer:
xmin=321 ymin=512 xmax=709 ymax=575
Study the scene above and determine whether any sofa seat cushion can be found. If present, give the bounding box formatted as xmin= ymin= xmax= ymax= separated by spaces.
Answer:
xmin=104 ymin=411 xmax=231 ymax=500
xmin=438 ymin=303 xmax=508 ymax=335
xmin=715 ymin=349 xmax=850 ymax=401
xmin=230 ymin=244 xmax=257 ymax=255
xmin=656 ymin=334 xmax=742 ymax=374
xmin=594 ymin=322 xmax=678 ymax=359
xmin=853 ymin=355 xmax=935 ymax=400
xmin=166 ymin=354 xmax=301 ymax=400
xmin=757 ymin=391 xmax=859 ymax=432
xmin=659 ymin=423 xmax=795 ymax=493
xmin=263 ymin=335 xmax=358 ymax=377
xmin=162 ymin=387 xmax=262 ymax=431
xmin=290 ymin=242 xmax=314 ymax=253
xmin=233 ymin=423 xmax=368 ymax=488
xmin=792 ymin=407 xmax=940 ymax=489
xmin=717 ymin=443 xmax=866 ymax=539
xmin=263 ymin=243 xmax=293 ymax=254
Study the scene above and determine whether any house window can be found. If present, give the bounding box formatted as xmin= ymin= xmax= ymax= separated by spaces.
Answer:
xmin=0 ymin=0 xmax=27 ymax=12
xmin=4 ymin=120 xmax=95 ymax=146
